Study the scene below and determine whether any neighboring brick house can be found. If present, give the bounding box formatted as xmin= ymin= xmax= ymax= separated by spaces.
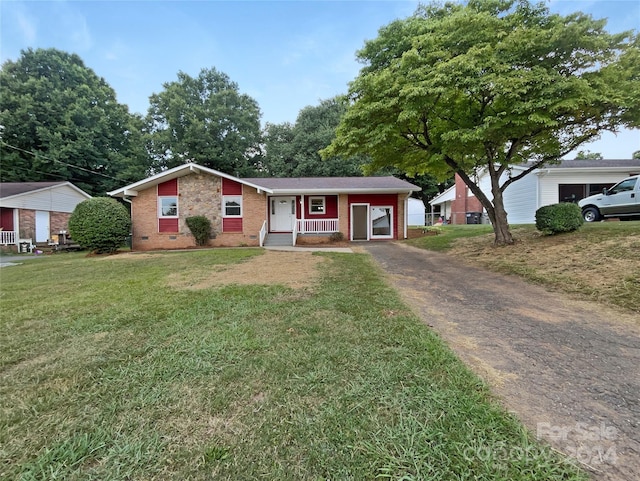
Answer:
xmin=107 ymin=163 xmax=420 ymax=251
xmin=430 ymin=159 xmax=640 ymax=224
xmin=0 ymin=182 xmax=92 ymax=249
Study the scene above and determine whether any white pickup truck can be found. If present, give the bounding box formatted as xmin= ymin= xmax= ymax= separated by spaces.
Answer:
xmin=578 ymin=175 xmax=640 ymax=222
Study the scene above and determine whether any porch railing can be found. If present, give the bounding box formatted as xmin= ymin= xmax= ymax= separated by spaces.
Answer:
xmin=0 ymin=231 xmax=16 ymax=245
xmin=296 ymin=219 xmax=339 ymax=234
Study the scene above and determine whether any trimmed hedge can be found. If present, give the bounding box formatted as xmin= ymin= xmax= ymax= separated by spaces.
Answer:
xmin=186 ymin=216 xmax=212 ymax=246
xmin=535 ymin=203 xmax=583 ymax=235
xmin=68 ymin=197 xmax=131 ymax=254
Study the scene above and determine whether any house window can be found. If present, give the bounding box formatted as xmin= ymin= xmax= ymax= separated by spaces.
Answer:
xmin=223 ymin=196 xmax=242 ymax=217
xmin=371 ymin=206 xmax=393 ymax=238
xmin=158 ymin=197 xmax=178 ymax=217
xmin=309 ymin=196 xmax=325 ymax=214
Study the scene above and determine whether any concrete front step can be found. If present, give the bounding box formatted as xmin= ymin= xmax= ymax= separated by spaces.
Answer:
xmin=263 ymin=233 xmax=294 ymax=247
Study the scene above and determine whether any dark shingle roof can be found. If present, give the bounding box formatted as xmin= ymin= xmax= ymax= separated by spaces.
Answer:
xmin=548 ymin=159 xmax=640 ymax=169
xmin=242 ymin=176 xmax=419 ymax=192
xmin=0 ymin=182 xmax=65 ymax=199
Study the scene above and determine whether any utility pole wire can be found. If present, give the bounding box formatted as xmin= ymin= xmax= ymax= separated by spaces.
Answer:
xmin=1 ymin=141 xmax=135 ymax=183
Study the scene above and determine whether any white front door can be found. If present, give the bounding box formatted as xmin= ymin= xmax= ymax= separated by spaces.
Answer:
xmin=35 ymin=211 xmax=50 ymax=242
xmin=270 ymin=197 xmax=296 ymax=232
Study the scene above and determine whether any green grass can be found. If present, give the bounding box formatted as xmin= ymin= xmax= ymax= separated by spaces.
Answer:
xmin=0 ymin=249 xmax=586 ymax=480
xmin=407 ymin=224 xmax=495 ymax=251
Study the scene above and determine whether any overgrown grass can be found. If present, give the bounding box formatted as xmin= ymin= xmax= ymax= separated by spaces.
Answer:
xmin=0 ymin=249 xmax=586 ymax=480
xmin=406 ymin=222 xmax=640 ymax=313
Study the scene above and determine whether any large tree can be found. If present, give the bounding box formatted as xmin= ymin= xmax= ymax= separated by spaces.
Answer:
xmin=146 ymin=68 xmax=262 ymax=176
xmin=263 ymin=97 xmax=366 ymax=177
xmin=323 ymin=0 xmax=640 ymax=244
xmin=0 ymin=48 xmax=149 ymax=195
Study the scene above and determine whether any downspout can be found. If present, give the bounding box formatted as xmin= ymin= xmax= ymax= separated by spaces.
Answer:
xmin=123 ymin=196 xmax=133 ymax=250
xmin=404 ymin=193 xmax=410 ymax=239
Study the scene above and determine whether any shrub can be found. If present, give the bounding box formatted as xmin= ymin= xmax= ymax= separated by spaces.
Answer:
xmin=329 ymin=231 xmax=345 ymax=242
xmin=68 ymin=197 xmax=131 ymax=254
xmin=186 ymin=216 xmax=212 ymax=246
xmin=535 ymin=203 xmax=584 ymax=234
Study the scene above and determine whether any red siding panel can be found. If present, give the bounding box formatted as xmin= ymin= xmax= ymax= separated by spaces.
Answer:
xmin=159 ymin=218 xmax=179 ymax=233
xmin=222 ymin=178 xmax=243 ymax=195
xmin=158 ymin=179 xmax=178 ymax=196
xmin=223 ymin=217 xmax=243 ymax=232
xmin=303 ymin=195 xmax=338 ymax=219
xmin=0 ymin=208 xmax=14 ymax=231
xmin=348 ymin=194 xmax=397 ymax=206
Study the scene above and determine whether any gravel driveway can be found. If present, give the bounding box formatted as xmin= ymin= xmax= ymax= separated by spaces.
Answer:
xmin=363 ymin=242 xmax=640 ymax=481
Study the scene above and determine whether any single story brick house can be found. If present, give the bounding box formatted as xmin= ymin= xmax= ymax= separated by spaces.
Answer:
xmin=0 ymin=182 xmax=92 ymax=250
xmin=430 ymin=159 xmax=640 ymax=224
xmin=107 ymin=163 xmax=420 ymax=250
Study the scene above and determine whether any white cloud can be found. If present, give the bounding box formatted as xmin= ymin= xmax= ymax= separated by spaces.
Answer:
xmin=15 ymin=9 xmax=37 ymax=44
xmin=104 ymin=39 xmax=128 ymax=61
xmin=52 ymin=1 xmax=93 ymax=51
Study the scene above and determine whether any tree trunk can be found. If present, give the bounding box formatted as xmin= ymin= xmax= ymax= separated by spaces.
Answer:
xmin=489 ymin=183 xmax=515 ymax=246
xmin=451 ymin=163 xmax=515 ymax=245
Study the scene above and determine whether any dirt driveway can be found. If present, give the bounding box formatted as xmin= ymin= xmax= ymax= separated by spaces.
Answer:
xmin=363 ymin=242 xmax=640 ymax=481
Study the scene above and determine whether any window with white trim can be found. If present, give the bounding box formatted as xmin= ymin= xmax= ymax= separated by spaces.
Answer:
xmin=309 ymin=196 xmax=325 ymax=214
xmin=371 ymin=206 xmax=393 ymax=238
xmin=158 ymin=197 xmax=178 ymax=217
xmin=223 ymin=196 xmax=242 ymax=217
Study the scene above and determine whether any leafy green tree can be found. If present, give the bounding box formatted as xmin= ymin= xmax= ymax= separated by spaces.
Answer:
xmin=323 ymin=0 xmax=639 ymax=245
xmin=68 ymin=197 xmax=131 ymax=254
xmin=633 ymin=150 xmax=640 ymax=159
xmin=574 ymin=151 xmax=603 ymax=160
xmin=262 ymin=121 xmax=297 ymax=176
xmin=146 ymin=68 xmax=262 ymax=176
xmin=263 ymin=97 xmax=366 ymax=177
xmin=0 ymin=48 xmax=150 ymax=195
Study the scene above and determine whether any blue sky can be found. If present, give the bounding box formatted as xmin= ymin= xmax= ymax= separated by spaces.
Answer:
xmin=1 ymin=0 xmax=639 ymax=158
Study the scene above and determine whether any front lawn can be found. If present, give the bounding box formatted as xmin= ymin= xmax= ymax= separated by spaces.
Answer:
xmin=0 ymin=249 xmax=585 ymax=480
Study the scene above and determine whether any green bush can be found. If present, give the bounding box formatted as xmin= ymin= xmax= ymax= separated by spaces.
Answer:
xmin=329 ymin=231 xmax=345 ymax=242
xmin=68 ymin=197 xmax=131 ymax=254
xmin=186 ymin=216 xmax=212 ymax=246
xmin=535 ymin=203 xmax=584 ymax=234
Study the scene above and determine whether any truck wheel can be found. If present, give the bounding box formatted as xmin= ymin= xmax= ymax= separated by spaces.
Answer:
xmin=582 ymin=207 xmax=601 ymax=222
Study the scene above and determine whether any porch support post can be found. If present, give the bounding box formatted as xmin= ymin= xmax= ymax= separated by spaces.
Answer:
xmin=300 ymin=195 xmax=305 ymax=234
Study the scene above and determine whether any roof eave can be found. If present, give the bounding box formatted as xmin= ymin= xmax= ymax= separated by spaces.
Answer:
xmin=1 ymin=182 xmax=91 ymax=201
xmin=269 ymin=187 xmax=420 ymax=195
xmin=107 ymin=163 xmax=274 ymax=197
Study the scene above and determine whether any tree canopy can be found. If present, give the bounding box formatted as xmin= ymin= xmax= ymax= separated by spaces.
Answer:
xmin=323 ymin=0 xmax=640 ymax=244
xmin=145 ymin=68 xmax=262 ymax=176
xmin=262 ymin=97 xmax=366 ymax=177
xmin=0 ymin=48 xmax=149 ymax=195
xmin=574 ymin=150 xmax=603 ymax=160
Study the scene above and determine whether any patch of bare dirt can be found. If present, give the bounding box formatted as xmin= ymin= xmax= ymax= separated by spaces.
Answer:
xmin=167 ymin=250 xmax=326 ymax=290
xmin=447 ymin=228 xmax=640 ymax=314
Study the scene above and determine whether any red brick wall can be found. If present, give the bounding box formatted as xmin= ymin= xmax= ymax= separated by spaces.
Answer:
xmin=130 ymin=173 xmax=267 ymax=251
xmin=450 ymin=174 xmax=483 ymax=224
xmin=18 ymin=210 xmax=35 ymax=239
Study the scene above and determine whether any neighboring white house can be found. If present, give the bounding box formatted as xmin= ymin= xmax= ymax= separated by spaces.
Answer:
xmin=428 ymin=186 xmax=455 ymax=224
xmin=430 ymin=159 xmax=640 ymax=224
xmin=407 ymin=197 xmax=426 ymax=226
xmin=0 ymin=182 xmax=92 ymax=249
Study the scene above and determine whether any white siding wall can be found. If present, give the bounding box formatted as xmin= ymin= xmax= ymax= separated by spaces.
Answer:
xmin=503 ymin=172 xmax=539 ymax=224
xmin=1 ymin=184 xmax=89 ymax=212
xmin=537 ymin=172 xmax=631 ymax=207
xmin=408 ymin=198 xmax=426 ymax=226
